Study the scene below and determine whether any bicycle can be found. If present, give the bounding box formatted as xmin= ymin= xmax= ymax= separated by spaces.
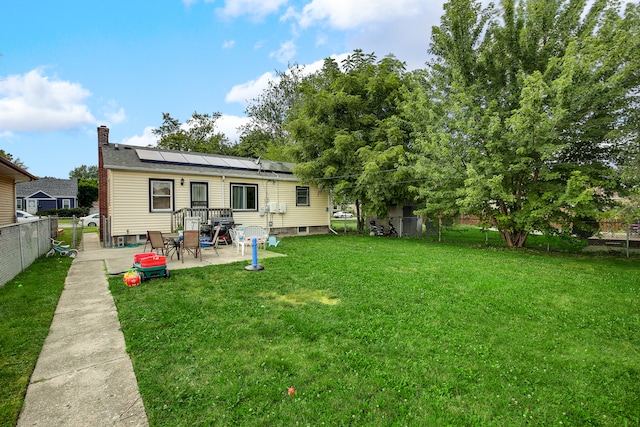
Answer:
xmin=46 ymin=238 xmax=78 ymax=258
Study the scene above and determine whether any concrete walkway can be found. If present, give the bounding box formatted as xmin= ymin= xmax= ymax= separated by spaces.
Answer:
xmin=17 ymin=233 xmax=280 ymax=426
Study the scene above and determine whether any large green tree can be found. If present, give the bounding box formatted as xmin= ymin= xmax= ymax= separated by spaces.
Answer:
xmin=234 ymin=65 xmax=306 ymax=161
xmin=153 ymin=112 xmax=230 ymax=154
xmin=286 ymin=50 xmax=417 ymax=231
xmin=70 ymin=165 xmax=99 ymax=207
xmin=411 ymin=0 xmax=640 ymax=247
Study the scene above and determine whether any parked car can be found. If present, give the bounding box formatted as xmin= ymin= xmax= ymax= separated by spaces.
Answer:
xmin=79 ymin=213 xmax=100 ymax=227
xmin=333 ymin=211 xmax=354 ymax=218
xmin=16 ymin=210 xmax=39 ymax=223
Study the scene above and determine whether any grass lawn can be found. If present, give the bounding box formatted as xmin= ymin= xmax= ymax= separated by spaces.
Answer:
xmin=0 ymin=257 xmax=72 ymax=426
xmin=0 ymin=229 xmax=77 ymax=426
xmin=109 ymin=234 xmax=640 ymax=426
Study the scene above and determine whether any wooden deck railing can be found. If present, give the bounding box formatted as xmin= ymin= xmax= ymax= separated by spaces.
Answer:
xmin=171 ymin=208 xmax=233 ymax=232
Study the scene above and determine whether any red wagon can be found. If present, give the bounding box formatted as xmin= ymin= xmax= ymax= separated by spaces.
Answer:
xmin=133 ymin=253 xmax=170 ymax=281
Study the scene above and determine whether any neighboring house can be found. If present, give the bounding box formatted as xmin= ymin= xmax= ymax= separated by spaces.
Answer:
xmin=97 ymin=126 xmax=330 ymax=245
xmin=16 ymin=178 xmax=79 ymax=214
xmin=0 ymin=156 xmax=37 ymax=226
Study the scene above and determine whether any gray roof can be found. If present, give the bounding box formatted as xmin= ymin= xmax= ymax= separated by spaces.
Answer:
xmin=16 ymin=178 xmax=78 ymax=198
xmin=101 ymin=143 xmax=298 ymax=181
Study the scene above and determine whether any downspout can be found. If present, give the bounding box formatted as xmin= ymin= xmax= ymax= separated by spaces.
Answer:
xmin=264 ymin=178 xmax=270 ymax=233
xmin=328 ymin=192 xmax=338 ymax=234
xmin=221 ymin=176 xmax=225 ymax=208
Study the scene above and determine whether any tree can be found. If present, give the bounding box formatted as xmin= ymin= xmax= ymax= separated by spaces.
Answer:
xmin=0 ymin=149 xmax=28 ymax=170
xmin=69 ymin=165 xmax=98 ymax=180
xmin=286 ymin=50 xmax=417 ymax=231
xmin=411 ymin=0 xmax=640 ymax=247
xmin=70 ymin=165 xmax=99 ymax=207
xmin=77 ymin=179 xmax=98 ymax=208
xmin=152 ymin=112 xmax=231 ymax=154
xmin=234 ymin=64 xmax=306 ymax=161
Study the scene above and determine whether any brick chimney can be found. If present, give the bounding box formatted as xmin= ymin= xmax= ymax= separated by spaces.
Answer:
xmin=98 ymin=125 xmax=109 ymax=146
xmin=97 ymin=126 xmax=109 ymax=241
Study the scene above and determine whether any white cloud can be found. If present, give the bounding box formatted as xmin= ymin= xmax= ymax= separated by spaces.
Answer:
xmin=222 ymin=39 xmax=236 ymax=49
xmin=105 ymin=107 xmax=126 ymax=124
xmin=120 ymin=126 xmax=158 ymax=147
xmin=218 ymin=0 xmax=289 ymax=19
xmin=225 ymin=71 xmax=277 ymax=105
xmin=0 ymin=69 xmax=96 ymax=132
xmin=217 ymin=114 xmax=250 ymax=144
xmin=295 ymin=0 xmax=425 ymax=30
xmin=102 ymin=99 xmax=126 ymax=124
xmin=269 ymin=40 xmax=297 ymax=64
xmin=225 ymin=53 xmax=350 ymax=107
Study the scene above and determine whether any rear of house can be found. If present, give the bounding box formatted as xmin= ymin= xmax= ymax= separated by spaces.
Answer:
xmin=97 ymin=126 xmax=330 ymax=245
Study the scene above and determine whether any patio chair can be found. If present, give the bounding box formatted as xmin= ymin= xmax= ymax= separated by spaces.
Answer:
xmin=268 ymin=236 xmax=280 ymax=247
xmin=146 ymin=231 xmax=168 ymax=255
xmin=180 ymin=230 xmax=202 ymax=263
xmin=209 ymin=226 xmax=221 ymax=256
xmin=230 ymin=227 xmax=251 ymax=256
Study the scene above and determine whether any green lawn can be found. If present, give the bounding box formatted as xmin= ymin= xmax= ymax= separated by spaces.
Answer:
xmin=0 ymin=257 xmax=71 ymax=426
xmin=108 ymin=235 xmax=640 ymax=426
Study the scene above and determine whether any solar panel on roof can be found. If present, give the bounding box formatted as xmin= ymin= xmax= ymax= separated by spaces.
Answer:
xmin=237 ymin=159 xmax=260 ymax=170
xmin=262 ymin=160 xmax=291 ymax=173
xmin=204 ymin=156 xmax=230 ymax=167
xmin=223 ymin=158 xmax=247 ymax=168
xmin=136 ymin=149 xmax=164 ymax=161
xmin=182 ymin=153 xmax=210 ymax=165
xmin=135 ymin=147 xmax=290 ymax=173
xmin=161 ymin=152 xmax=188 ymax=163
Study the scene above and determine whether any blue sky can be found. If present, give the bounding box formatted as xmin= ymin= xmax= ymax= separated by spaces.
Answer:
xmin=1 ymin=0 xmax=448 ymax=178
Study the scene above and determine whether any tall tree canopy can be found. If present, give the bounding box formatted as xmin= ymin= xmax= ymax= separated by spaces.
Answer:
xmin=285 ymin=50 xmax=417 ymax=231
xmin=153 ymin=112 xmax=230 ymax=154
xmin=235 ymin=65 xmax=306 ymax=161
xmin=410 ymin=0 xmax=640 ymax=247
xmin=69 ymin=165 xmax=98 ymax=180
xmin=70 ymin=165 xmax=98 ymax=207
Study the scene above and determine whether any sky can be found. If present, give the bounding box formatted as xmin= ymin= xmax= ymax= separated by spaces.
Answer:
xmin=1 ymin=0 xmax=449 ymax=179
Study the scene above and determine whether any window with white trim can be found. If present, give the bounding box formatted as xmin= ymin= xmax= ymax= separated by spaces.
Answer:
xmin=296 ymin=186 xmax=310 ymax=206
xmin=231 ymin=183 xmax=257 ymax=211
xmin=150 ymin=179 xmax=174 ymax=212
xmin=62 ymin=199 xmax=71 ymax=209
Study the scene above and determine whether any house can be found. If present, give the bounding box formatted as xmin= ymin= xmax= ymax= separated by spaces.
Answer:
xmin=97 ymin=126 xmax=330 ymax=245
xmin=16 ymin=178 xmax=79 ymax=214
xmin=0 ymin=156 xmax=37 ymax=226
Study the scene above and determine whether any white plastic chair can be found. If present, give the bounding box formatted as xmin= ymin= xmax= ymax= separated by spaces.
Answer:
xmin=230 ymin=228 xmax=247 ymax=256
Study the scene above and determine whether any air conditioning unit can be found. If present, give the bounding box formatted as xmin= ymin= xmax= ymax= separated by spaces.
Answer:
xmin=268 ymin=202 xmax=278 ymax=213
xmin=278 ymin=202 xmax=286 ymax=213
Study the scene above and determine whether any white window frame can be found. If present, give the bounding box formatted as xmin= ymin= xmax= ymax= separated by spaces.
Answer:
xmin=231 ymin=183 xmax=258 ymax=211
xmin=296 ymin=186 xmax=310 ymax=206
xmin=150 ymin=179 xmax=174 ymax=212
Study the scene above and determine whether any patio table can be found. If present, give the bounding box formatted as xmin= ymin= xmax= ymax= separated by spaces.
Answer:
xmin=163 ymin=233 xmax=180 ymax=260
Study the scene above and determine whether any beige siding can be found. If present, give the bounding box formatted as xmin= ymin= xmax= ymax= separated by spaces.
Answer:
xmin=107 ymin=170 xmax=329 ymax=239
xmin=228 ymin=178 xmax=329 ymax=229
xmin=0 ymin=175 xmax=16 ymax=226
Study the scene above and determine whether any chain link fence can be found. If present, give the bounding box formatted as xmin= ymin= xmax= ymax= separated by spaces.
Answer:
xmin=0 ymin=218 xmax=56 ymax=287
